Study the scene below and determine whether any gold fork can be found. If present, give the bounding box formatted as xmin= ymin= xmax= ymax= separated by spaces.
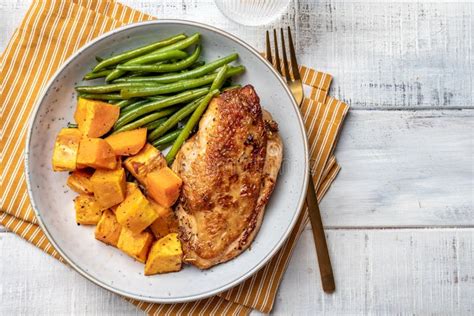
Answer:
xmin=266 ymin=27 xmax=335 ymax=293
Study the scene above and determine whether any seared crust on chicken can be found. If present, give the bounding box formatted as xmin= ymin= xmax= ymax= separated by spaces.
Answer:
xmin=172 ymin=85 xmax=283 ymax=269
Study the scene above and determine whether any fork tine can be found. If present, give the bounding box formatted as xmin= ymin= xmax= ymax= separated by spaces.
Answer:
xmin=265 ymin=30 xmax=273 ymax=64
xmin=287 ymin=26 xmax=301 ymax=80
xmin=272 ymin=29 xmax=282 ymax=75
xmin=280 ymin=28 xmax=291 ymax=82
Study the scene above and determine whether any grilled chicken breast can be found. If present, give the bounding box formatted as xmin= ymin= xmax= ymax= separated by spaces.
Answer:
xmin=172 ymin=85 xmax=283 ymax=269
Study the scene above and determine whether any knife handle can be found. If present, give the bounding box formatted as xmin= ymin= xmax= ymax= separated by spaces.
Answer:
xmin=306 ymin=175 xmax=336 ymax=293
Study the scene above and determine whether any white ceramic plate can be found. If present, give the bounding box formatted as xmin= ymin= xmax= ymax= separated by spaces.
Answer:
xmin=25 ymin=20 xmax=308 ymax=303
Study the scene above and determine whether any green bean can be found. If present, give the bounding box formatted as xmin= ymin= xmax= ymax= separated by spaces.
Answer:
xmin=78 ymin=93 xmax=123 ymax=100
xmin=112 ymin=54 xmax=238 ymax=84
xmin=122 ymin=68 xmax=163 ymax=79
xmin=67 ymin=123 xmax=78 ymax=128
xmin=117 ymin=45 xmax=201 ymax=72
xmin=210 ymin=65 xmax=228 ymax=90
xmin=112 ymin=49 xmax=188 ymax=71
xmin=162 ymin=67 xmax=227 ymax=163
xmin=113 ymin=107 xmax=178 ymax=133
xmin=165 ymin=89 xmax=219 ymax=164
xmin=152 ymin=128 xmax=183 ymax=147
xmin=144 ymin=117 xmax=168 ymax=130
xmin=126 ymin=72 xmax=150 ymax=78
xmin=113 ymin=66 xmax=179 ymax=83
xmin=111 ymin=72 xmax=152 ymax=82
xmin=121 ymin=100 xmax=150 ymax=114
xmin=156 ymin=142 xmax=172 ymax=151
xmin=189 ymin=60 xmax=205 ymax=69
xmin=115 ymin=88 xmax=209 ymax=129
xmin=93 ymin=34 xmax=186 ymax=72
xmin=113 ymin=72 xmax=179 ymax=83
xmin=148 ymin=96 xmax=204 ymax=141
xmin=95 ymin=56 xmax=104 ymax=62
xmin=76 ymin=82 xmax=162 ymax=94
xmin=114 ymin=62 xmax=166 ymax=81
xmin=83 ymin=69 xmax=112 ymax=80
xmin=148 ymin=33 xmax=200 ymax=54
xmin=115 ymin=98 xmax=139 ymax=109
xmin=106 ymin=33 xmax=201 ymax=82
xmin=109 ymin=100 xmax=120 ymax=104
xmin=121 ymin=65 xmax=245 ymax=98
xmin=222 ymin=84 xmax=242 ymax=91
xmin=147 ymin=96 xmax=167 ymax=101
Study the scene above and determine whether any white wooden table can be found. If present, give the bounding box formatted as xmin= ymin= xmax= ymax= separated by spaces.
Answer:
xmin=1 ymin=1 xmax=473 ymax=314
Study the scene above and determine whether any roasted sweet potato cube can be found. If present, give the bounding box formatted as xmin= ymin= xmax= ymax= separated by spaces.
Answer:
xmin=116 ymin=187 xmax=159 ymax=234
xmin=117 ymin=227 xmax=154 ymax=263
xmin=126 ymin=182 xmax=138 ymax=195
xmin=95 ymin=209 xmax=122 ymax=247
xmin=90 ymin=168 xmax=126 ymax=209
xmin=149 ymin=201 xmax=179 ymax=239
xmin=105 ymin=128 xmax=147 ymax=156
xmin=74 ymin=195 xmax=105 ymax=225
xmin=145 ymin=233 xmax=182 ymax=275
xmin=74 ymin=98 xmax=120 ymax=138
xmin=76 ymin=137 xmax=117 ymax=170
xmin=123 ymin=144 xmax=166 ymax=185
xmin=52 ymin=128 xmax=82 ymax=171
xmin=110 ymin=182 xmax=137 ymax=214
xmin=146 ymin=167 xmax=182 ymax=207
xmin=67 ymin=170 xmax=94 ymax=195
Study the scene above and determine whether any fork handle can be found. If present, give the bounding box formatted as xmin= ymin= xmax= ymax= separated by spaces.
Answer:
xmin=306 ymin=175 xmax=336 ymax=293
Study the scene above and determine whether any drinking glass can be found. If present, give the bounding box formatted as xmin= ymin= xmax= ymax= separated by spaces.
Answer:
xmin=214 ymin=0 xmax=291 ymax=26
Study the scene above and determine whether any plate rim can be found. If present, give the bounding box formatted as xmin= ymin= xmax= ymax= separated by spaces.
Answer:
xmin=24 ymin=19 xmax=309 ymax=303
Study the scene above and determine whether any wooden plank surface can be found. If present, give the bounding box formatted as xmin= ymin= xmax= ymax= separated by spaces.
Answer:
xmin=278 ymin=227 xmax=474 ymax=315
xmin=1 ymin=230 xmax=473 ymax=315
xmin=0 ymin=234 xmax=140 ymax=315
xmin=0 ymin=0 xmax=471 ymax=110
xmin=112 ymin=0 xmax=474 ymax=109
xmin=322 ymin=109 xmax=474 ymax=227
xmin=296 ymin=1 xmax=473 ymax=109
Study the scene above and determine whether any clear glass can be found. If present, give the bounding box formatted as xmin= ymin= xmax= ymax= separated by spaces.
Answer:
xmin=214 ymin=0 xmax=291 ymax=26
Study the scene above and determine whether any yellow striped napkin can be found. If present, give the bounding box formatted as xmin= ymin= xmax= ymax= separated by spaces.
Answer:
xmin=0 ymin=0 xmax=349 ymax=314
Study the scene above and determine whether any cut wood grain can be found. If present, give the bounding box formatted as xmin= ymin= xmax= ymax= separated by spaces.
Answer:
xmin=275 ymin=228 xmax=474 ymax=315
xmin=0 ymin=0 xmax=30 ymax=51
xmin=0 ymin=234 xmax=141 ymax=315
xmin=295 ymin=1 xmax=473 ymax=109
xmin=1 ymin=0 xmax=470 ymax=110
xmin=1 ymin=230 xmax=473 ymax=315
xmin=120 ymin=0 xmax=473 ymax=109
xmin=321 ymin=109 xmax=474 ymax=228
